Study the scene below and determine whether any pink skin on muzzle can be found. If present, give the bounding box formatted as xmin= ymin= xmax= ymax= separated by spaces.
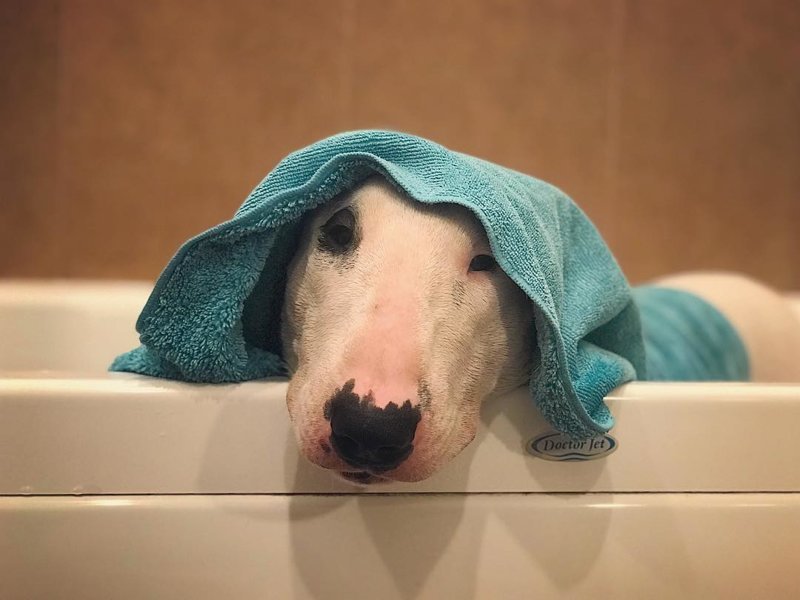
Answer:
xmin=342 ymin=290 xmax=422 ymax=408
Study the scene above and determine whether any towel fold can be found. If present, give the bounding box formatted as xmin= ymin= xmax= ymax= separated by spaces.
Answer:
xmin=111 ymin=130 xmax=748 ymax=439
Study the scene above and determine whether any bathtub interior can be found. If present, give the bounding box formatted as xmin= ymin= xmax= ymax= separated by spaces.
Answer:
xmin=0 ymin=280 xmax=151 ymax=373
xmin=2 ymin=279 xmax=799 ymax=374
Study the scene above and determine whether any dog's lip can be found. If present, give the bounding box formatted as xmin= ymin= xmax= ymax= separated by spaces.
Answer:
xmin=338 ymin=470 xmax=387 ymax=485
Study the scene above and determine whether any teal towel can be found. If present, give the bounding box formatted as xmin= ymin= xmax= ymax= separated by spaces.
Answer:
xmin=110 ymin=130 xmax=748 ymax=439
xmin=634 ymin=286 xmax=749 ymax=381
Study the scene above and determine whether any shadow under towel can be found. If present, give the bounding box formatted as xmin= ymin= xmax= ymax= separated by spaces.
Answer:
xmin=110 ymin=130 xmax=748 ymax=440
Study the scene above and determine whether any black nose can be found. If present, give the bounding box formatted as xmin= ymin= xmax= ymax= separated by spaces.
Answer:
xmin=327 ymin=381 xmax=421 ymax=472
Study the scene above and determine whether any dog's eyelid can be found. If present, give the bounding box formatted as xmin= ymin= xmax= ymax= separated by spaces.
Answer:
xmin=324 ymin=206 xmax=356 ymax=228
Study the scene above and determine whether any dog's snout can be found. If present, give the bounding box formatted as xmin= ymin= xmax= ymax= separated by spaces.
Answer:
xmin=327 ymin=381 xmax=421 ymax=472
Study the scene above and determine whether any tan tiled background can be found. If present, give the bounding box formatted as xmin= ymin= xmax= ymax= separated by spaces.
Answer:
xmin=2 ymin=0 xmax=798 ymax=287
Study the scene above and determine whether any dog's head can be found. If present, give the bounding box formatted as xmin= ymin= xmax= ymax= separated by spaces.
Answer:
xmin=281 ymin=176 xmax=534 ymax=484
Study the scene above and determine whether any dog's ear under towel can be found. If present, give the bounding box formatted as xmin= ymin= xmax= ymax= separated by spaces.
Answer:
xmin=111 ymin=130 xmax=749 ymax=440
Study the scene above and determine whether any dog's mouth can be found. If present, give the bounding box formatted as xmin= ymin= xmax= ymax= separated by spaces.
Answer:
xmin=337 ymin=470 xmax=388 ymax=485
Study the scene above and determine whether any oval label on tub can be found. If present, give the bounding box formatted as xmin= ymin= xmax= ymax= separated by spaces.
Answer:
xmin=526 ymin=431 xmax=618 ymax=462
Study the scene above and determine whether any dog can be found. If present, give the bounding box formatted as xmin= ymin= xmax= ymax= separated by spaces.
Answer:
xmin=281 ymin=175 xmax=800 ymax=484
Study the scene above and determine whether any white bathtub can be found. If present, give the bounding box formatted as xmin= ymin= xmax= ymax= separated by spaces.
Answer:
xmin=1 ymin=280 xmax=800 ymax=599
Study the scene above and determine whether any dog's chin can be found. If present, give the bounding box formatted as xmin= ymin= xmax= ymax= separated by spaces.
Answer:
xmin=332 ymin=468 xmax=433 ymax=486
xmin=302 ymin=442 xmax=459 ymax=486
xmin=328 ymin=457 xmax=444 ymax=485
xmin=298 ymin=434 xmax=445 ymax=485
xmin=334 ymin=470 xmax=390 ymax=486
xmin=331 ymin=459 xmax=442 ymax=485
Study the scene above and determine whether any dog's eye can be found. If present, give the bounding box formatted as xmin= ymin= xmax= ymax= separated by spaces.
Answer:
xmin=468 ymin=254 xmax=497 ymax=273
xmin=319 ymin=208 xmax=356 ymax=253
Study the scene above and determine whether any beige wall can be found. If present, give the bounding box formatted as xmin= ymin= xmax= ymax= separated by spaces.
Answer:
xmin=2 ymin=0 xmax=798 ymax=287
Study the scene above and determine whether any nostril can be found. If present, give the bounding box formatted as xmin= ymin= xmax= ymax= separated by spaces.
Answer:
xmin=333 ymin=434 xmax=360 ymax=456
xmin=376 ymin=446 xmax=402 ymax=461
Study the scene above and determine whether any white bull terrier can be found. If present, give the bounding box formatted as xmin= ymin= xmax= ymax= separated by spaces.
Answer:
xmin=281 ymin=175 xmax=800 ymax=484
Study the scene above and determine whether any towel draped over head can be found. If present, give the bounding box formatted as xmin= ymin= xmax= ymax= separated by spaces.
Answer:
xmin=111 ymin=130 xmax=745 ymax=440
